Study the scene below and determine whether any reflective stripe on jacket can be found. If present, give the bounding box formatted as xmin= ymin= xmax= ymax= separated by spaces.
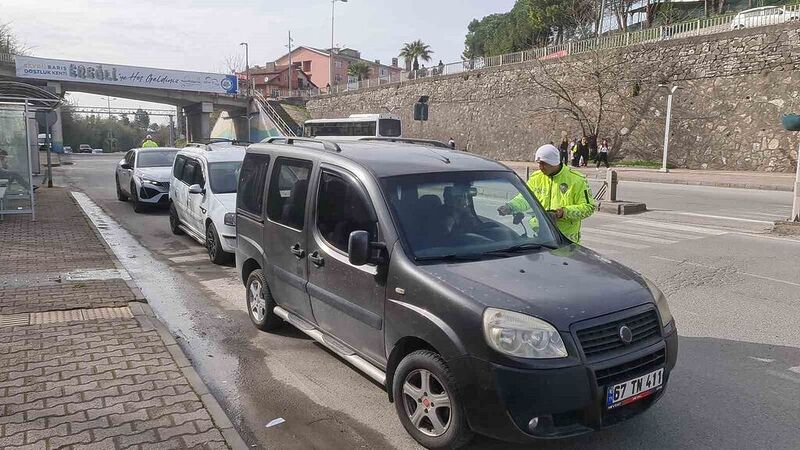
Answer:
xmin=507 ymin=165 xmax=595 ymax=243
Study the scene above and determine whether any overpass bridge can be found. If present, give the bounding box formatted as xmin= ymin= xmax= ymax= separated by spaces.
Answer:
xmin=0 ymin=53 xmax=250 ymax=151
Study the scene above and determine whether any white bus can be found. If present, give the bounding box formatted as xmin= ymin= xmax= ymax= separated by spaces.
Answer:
xmin=302 ymin=114 xmax=402 ymax=139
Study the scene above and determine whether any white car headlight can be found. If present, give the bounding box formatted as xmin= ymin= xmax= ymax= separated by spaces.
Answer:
xmin=482 ymin=308 xmax=567 ymax=359
xmin=138 ymin=176 xmax=161 ymax=186
xmin=643 ymin=277 xmax=673 ymax=327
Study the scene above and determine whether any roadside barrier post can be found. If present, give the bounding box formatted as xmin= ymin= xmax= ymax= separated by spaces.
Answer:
xmin=606 ymin=170 xmax=618 ymax=201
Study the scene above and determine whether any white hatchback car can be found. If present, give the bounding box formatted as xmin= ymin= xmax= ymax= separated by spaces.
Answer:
xmin=731 ymin=6 xmax=800 ymax=30
xmin=169 ymin=142 xmax=246 ymax=264
xmin=116 ymin=147 xmax=181 ymax=213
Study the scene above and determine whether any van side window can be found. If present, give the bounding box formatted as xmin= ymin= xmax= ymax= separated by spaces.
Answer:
xmin=173 ymin=155 xmax=186 ymax=179
xmin=193 ymin=161 xmax=206 ymax=188
xmin=181 ymin=159 xmax=197 ymax=185
xmin=237 ymin=154 xmax=270 ymax=216
xmin=267 ymin=158 xmax=312 ymax=230
xmin=316 ymin=171 xmax=377 ymax=253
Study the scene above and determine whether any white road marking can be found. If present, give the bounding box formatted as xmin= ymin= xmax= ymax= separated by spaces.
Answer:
xmin=650 ymin=256 xmax=800 ymax=288
xmin=605 ymin=223 xmax=706 ymax=241
xmin=748 ymin=357 xmax=775 ymax=363
xmin=659 ymin=211 xmax=774 ymax=225
xmin=582 ymin=227 xmax=678 ymax=245
xmin=581 ymin=236 xmax=650 ymax=250
xmin=766 ymin=370 xmax=800 ymax=385
xmin=623 ymin=219 xmax=728 ymax=235
xmin=789 ymin=366 xmax=800 ymax=375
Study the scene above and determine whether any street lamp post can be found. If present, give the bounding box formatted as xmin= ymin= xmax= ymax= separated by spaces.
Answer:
xmin=240 ymin=42 xmax=250 ymax=95
xmin=330 ymin=0 xmax=348 ymax=94
xmin=793 ymin=141 xmax=800 ymax=221
xmin=659 ymin=84 xmax=679 ymax=173
xmin=101 ymin=96 xmax=116 ymax=151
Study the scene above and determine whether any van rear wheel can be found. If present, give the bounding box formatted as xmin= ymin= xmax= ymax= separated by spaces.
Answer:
xmin=246 ymin=269 xmax=283 ymax=331
xmin=393 ymin=350 xmax=473 ymax=449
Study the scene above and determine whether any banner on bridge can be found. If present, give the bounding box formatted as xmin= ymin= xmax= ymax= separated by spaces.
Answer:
xmin=15 ymin=56 xmax=238 ymax=95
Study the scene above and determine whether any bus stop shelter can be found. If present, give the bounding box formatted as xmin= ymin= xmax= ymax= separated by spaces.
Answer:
xmin=0 ymin=81 xmax=62 ymax=220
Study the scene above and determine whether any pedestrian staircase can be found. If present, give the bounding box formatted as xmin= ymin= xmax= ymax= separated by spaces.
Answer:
xmin=253 ymin=91 xmax=296 ymax=137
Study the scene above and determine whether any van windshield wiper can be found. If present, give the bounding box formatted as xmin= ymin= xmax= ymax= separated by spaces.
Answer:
xmin=481 ymin=242 xmax=559 ymax=256
xmin=414 ymin=253 xmax=483 ymax=262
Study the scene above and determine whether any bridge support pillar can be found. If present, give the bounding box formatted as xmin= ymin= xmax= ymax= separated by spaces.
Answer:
xmin=184 ymin=102 xmax=213 ymax=141
xmin=45 ymin=82 xmax=65 ymax=153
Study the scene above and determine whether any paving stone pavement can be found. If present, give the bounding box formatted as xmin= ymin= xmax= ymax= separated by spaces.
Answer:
xmin=0 ymin=188 xmax=245 ymax=449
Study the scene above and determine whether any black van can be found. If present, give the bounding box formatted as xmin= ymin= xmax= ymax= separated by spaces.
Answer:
xmin=235 ymin=137 xmax=677 ymax=449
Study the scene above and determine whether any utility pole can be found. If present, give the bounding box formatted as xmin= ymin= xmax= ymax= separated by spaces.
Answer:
xmin=240 ymin=42 xmax=250 ymax=95
xmin=793 ymin=141 xmax=800 ymax=221
xmin=659 ymin=84 xmax=679 ymax=173
xmin=101 ymin=96 xmax=116 ymax=151
xmin=330 ymin=0 xmax=348 ymax=93
xmin=288 ymin=30 xmax=293 ymax=95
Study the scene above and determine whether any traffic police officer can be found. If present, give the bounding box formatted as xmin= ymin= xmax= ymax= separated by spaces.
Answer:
xmin=498 ymin=144 xmax=595 ymax=243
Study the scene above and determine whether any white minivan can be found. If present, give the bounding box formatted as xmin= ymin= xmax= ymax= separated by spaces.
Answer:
xmin=169 ymin=142 xmax=246 ymax=264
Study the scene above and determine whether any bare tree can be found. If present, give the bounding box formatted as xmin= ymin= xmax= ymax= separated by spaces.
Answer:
xmin=223 ymin=53 xmax=245 ymax=74
xmin=0 ymin=22 xmax=29 ymax=54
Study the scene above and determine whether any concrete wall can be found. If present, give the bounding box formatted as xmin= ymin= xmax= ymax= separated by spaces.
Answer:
xmin=307 ymin=23 xmax=800 ymax=172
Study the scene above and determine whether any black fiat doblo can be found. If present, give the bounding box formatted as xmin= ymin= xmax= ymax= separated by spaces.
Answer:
xmin=235 ymin=137 xmax=677 ymax=449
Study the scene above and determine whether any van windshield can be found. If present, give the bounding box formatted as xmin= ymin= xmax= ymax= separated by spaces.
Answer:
xmin=209 ymin=161 xmax=242 ymax=194
xmin=381 ymin=171 xmax=560 ymax=261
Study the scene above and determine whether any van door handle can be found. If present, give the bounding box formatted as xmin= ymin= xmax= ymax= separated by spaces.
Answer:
xmin=309 ymin=251 xmax=324 ymax=267
xmin=289 ymin=243 xmax=305 ymax=258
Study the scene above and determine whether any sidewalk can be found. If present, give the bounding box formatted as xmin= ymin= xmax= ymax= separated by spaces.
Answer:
xmin=0 ymin=188 xmax=245 ymax=449
xmin=502 ymin=161 xmax=795 ymax=191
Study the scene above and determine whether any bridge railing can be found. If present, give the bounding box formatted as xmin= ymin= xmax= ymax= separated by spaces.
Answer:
xmin=312 ymin=5 xmax=800 ymax=96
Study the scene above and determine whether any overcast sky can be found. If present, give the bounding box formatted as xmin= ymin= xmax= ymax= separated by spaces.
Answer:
xmin=4 ymin=0 xmax=515 ymax=116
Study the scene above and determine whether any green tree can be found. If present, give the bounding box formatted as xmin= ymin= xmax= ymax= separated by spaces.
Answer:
xmin=133 ymin=108 xmax=150 ymax=130
xmin=347 ymin=61 xmax=371 ymax=81
xmin=399 ymin=40 xmax=433 ymax=71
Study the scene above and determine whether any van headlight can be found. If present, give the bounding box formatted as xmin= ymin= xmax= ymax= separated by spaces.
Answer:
xmin=224 ymin=213 xmax=236 ymax=227
xmin=643 ymin=277 xmax=674 ymax=329
xmin=482 ymin=308 xmax=567 ymax=359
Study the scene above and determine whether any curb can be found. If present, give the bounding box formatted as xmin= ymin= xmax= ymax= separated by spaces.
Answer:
xmin=69 ymin=190 xmax=249 ymax=450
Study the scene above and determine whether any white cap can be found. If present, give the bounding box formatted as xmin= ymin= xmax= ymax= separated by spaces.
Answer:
xmin=535 ymin=144 xmax=561 ymax=166
xmin=146 ymin=135 xmax=152 ymax=139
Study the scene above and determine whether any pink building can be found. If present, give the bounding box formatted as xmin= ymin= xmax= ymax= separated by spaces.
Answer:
xmin=274 ymin=46 xmax=402 ymax=90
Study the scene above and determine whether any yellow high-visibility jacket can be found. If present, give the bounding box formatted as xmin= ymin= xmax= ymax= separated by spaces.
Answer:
xmin=507 ymin=165 xmax=595 ymax=243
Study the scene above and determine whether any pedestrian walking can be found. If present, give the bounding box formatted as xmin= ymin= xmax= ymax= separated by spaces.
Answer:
xmin=576 ymin=136 xmax=590 ymax=167
xmin=558 ymin=137 xmax=570 ymax=165
xmin=588 ymin=134 xmax=598 ymax=163
xmin=596 ymin=139 xmax=610 ymax=169
xmin=497 ymin=144 xmax=595 ymax=243
xmin=448 ymin=137 xmax=456 ymax=149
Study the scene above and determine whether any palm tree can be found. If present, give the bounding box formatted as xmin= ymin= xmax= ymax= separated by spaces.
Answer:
xmin=399 ymin=40 xmax=433 ymax=71
xmin=347 ymin=61 xmax=371 ymax=81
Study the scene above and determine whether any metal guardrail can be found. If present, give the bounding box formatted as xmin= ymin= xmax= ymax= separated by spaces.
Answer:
xmin=312 ymin=5 xmax=800 ymax=97
xmin=253 ymin=90 xmax=297 ymax=137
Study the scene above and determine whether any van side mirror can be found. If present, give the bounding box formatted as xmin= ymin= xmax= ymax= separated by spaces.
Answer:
xmin=188 ymin=184 xmax=204 ymax=195
xmin=348 ymin=231 xmax=371 ymax=266
xmin=120 ymin=162 xmax=132 ymax=170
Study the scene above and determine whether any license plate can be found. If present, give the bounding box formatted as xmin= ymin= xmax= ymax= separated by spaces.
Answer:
xmin=606 ymin=368 xmax=664 ymax=409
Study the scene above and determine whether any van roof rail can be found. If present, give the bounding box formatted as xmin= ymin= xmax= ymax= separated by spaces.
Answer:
xmin=266 ymin=137 xmax=342 ymax=153
xmin=359 ymin=137 xmax=451 ymax=149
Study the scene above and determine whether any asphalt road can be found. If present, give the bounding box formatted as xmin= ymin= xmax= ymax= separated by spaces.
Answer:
xmin=52 ymin=154 xmax=800 ymax=449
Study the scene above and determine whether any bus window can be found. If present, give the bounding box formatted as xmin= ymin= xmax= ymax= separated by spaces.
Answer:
xmin=378 ymin=119 xmax=402 ymax=137
xmin=304 ymin=121 xmax=377 ymax=137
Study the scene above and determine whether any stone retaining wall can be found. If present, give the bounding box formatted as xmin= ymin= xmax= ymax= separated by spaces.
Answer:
xmin=307 ymin=23 xmax=800 ymax=172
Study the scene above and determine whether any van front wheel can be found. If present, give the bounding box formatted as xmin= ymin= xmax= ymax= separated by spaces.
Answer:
xmin=245 ymin=269 xmax=283 ymax=331
xmin=393 ymin=350 xmax=473 ymax=449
